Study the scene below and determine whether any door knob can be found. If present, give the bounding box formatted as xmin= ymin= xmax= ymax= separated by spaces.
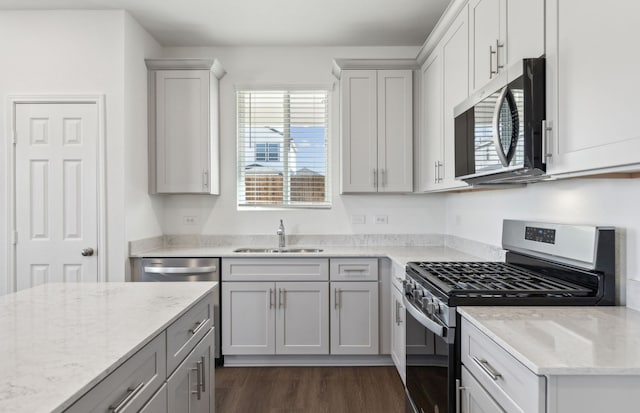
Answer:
xmin=81 ymin=247 xmax=94 ymax=257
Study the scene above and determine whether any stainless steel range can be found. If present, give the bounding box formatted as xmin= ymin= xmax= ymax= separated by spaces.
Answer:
xmin=404 ymin=219 xmax=616 ymax=413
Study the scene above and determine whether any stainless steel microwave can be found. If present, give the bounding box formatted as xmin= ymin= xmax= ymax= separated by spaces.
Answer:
xmin=454 ymin=58 xmax=546 ymax=184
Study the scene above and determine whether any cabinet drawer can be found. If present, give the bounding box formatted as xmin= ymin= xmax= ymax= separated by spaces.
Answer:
xmin=461 ymin=318 xmax=545 ymax=413
xmin=222 ymin=258 xmax=329 ymax=281
xmin=166 ymin=293 xmax=213 ymax=374
xmin=330 ymin=258 xmax=378 ymax=281
xmin=65 ymin=332 xmax=166 ymax=413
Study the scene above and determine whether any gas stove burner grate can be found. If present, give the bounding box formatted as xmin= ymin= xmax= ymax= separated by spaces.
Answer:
xmin=408 ymin=262 xmax=592 ymax=297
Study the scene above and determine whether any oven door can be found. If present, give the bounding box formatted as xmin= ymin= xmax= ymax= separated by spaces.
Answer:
xmin=404 ymin=297 xmax=456 ymax=413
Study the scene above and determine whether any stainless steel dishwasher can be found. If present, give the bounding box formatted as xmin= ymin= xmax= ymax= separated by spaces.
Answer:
xmin=131 ymin=257 xmax=222 ymax=363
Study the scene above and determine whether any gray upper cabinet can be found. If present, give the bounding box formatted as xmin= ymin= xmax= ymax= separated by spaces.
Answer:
xmin=468 ymin=0 xmax=543 ymax=92
xmin=146 ymin=59 xmax=225 ymax=194
xmin=337 ymin=62 xmax=414 ymax=194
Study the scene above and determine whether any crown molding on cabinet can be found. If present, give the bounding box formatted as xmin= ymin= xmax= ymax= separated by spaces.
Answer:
xmin=145 ymin=58 xmax=226 ymax=79
xmin=416 ymin=0 xmax=468 ymax=66
xmin=331 ymin=58 xmax=419 ymax=79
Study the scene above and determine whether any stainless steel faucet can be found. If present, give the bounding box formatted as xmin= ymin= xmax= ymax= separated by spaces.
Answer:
xmin=277 ymin=219 xmax=286 ymax=250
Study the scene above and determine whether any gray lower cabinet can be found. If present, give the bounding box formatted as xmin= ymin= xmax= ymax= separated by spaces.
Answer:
xmin=139 ymin=384 xmax=168 ymax=413
xmin=168 ymin=328 xmax=215 ymax=413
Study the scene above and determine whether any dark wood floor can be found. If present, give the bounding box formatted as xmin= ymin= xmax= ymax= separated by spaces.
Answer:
xmin=215 ymin=366 xmax=405 ymax=413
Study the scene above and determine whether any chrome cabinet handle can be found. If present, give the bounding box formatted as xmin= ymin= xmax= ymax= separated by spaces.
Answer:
xmin=199 ymin=356 xmax=206 ymax=393
xmin=343 ymin=268 xmax=366 ymax=273
xmin=203 ymin=170 xmax=209 ymax=188
xmin=436 ymin=161 xmax=443 ymax=183
xmin=381 ymin=168 xmax=387 ymax=187
xmin=489 ymin=45 xmax=497 ymax=77
xmin=334 ymin=288 xmax=341 ymax=309
xmin=109 ymin=381 xmax=145 ymax=412
xmin=278 ymin=288 xmax=286 ymax=308
xmin=473 ymin=356 xmax=502 ymax=380
xmin=81 ymin=247 xmax=94 ymax=257
xmin=269 ymin=288 xmax=274 ymax=308
xmin=395 ymin=300 xmax=400 ymax=324
xmin=191 ymin=360 xmax=203 ymax=400
xmin=496 ymin=39 xmax=504 ymax=70
xmin=434 ymin=161 xmax=438 ymax=184
xmin=188 ymin=318 xmax=209 ymax=335
xmin=373 ymin=168 xmax=378 ymax=188
xmin=542 ymin=120 xmax=553 ymax=163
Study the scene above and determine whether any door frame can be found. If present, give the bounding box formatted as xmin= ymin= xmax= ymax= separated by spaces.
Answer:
xmin=6 ymin=95 xmax=107 ymax=293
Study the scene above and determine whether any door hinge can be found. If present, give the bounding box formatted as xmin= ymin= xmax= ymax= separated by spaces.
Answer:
xmin=12 ymin=231 xmax=18 ymax=245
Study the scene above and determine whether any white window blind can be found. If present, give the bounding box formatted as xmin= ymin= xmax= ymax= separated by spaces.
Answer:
xmin=237 ymin=89 xmax=330 ymax=208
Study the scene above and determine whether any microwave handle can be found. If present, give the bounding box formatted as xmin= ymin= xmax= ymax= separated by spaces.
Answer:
xmin=542 ymin=120 xmax=552 ymax=163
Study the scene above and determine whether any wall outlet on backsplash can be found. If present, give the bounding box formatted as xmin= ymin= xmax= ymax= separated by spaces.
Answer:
xmin=182 ymin=215 xmax=199 ymax=226
xmin=374 ymin=215 xmax=388 ymax=224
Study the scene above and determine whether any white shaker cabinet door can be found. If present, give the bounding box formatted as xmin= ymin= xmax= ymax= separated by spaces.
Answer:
xmin=461 ymin=366 xmax=506 ymax=413
xmin=222 ymin=282 xmax=275 ymax=355
xmin=275 ymin=282 xmax=329 ymax=355
xmin=419 ymin=51 xmax=443 ymax=192
xmin=155 ymin=70 xmax=211 ymax=194
xmin=441 ymin=5 xmax=471 ymax=190
xmin=390 ymin=285 xmax=406 ymax=384
xmin=546 ymin=0 xmax=640 ymax=176
xmin=167 ymin=329 xmax=214 ymax=413
xmin=330 ymin=281 xmax=379 ymax=355
xmin=340 ymin=70 xmax=378 ymax=192
xmin=468 ymin=0 xmax=505 ymax=92
xmin=377 ymin=70 xmax=413 ymax=192
xmin=505 ymin=0 xmax=544 ymax=66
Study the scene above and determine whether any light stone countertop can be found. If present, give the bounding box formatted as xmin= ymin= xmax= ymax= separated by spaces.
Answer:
xmin=0 ymin=282 xmax=216 ymax=413
xmin=458 ymin=306 xmax=640 ymax=375
xmin=130 ymin=245 xmax=485 ymax=267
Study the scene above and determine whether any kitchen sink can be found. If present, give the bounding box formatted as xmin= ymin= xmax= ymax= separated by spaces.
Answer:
xmin=233 ymin=247 xmax=324 ymax=253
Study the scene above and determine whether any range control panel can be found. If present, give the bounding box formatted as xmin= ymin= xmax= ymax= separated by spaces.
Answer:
xmin=525 ymin=226 xmax=556 ymax=244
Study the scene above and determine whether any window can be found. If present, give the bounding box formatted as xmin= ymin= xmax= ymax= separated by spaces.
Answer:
xmin=237 ymin=89 xmax=330 ymax=208
xmin=255 ymin=143 xmax=280 ymax=162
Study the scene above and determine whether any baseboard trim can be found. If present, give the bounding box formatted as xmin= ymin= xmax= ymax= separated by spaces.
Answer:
xmin=222 ymin=354 xmax=394 ymax=367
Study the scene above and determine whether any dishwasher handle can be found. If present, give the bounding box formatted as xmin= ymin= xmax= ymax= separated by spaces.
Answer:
xmin=144 ymin=266 xmax=217 ymax=274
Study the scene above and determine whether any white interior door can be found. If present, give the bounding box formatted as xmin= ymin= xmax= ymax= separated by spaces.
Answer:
xmin=15 ymin=102 xmax=99 ymax=290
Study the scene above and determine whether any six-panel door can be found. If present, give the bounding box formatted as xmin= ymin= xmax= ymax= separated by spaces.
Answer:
xmin=14 ymin=102 xmax=99 ymax=290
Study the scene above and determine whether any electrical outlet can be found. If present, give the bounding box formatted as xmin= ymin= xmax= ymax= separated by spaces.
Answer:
xmin=183 ymin=216 xmax=198 ymax=225
xmin=351 ymin=215 xmax=366 ymax=224
xmin=374 ymin=215 xmax=388 ymax=224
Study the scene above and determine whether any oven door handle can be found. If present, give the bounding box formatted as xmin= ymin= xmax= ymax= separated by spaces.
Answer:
xmin=403 ymin=296 xmax=451 ymax=342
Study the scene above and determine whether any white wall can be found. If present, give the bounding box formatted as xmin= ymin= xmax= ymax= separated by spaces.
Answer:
xmin=0 ymin=10 xmax=164 ymax=290
xmin=0 ymin=10 xmax=127 ymax=293
xmin=123 ymin=14 xmax=164 ymax=248
xmin=444 ymin=178 xmax=640 ymax=307
xmin=159 ymin=46 xmax=447 ymax=236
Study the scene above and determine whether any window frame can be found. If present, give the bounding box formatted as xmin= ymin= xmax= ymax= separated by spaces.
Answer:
xmin=236 ymin=85 xmax=332 ymax=210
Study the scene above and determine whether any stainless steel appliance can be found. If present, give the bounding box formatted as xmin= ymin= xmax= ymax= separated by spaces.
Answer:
xmin=404 ymin=220 xmax=615 ymax=413
xmin=131 ymin=257 xmax=222 ymax=363
xmin=454 ymin=58 xmax=547 ymax=185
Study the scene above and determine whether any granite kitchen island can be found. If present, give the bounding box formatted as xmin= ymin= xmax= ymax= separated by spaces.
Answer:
xmin=0 ymin=282 xmax=217 ymax=413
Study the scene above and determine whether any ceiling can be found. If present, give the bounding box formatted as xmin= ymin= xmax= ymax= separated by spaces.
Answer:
xmin=0 ymin=0 xmax=451 ymax=47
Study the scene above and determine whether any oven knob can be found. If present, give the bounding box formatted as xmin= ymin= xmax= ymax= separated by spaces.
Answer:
xmin=421 ymin=297 xmax=433 ymax=310
xmin=430 ymin=300 xmax=441 ymax=315
xmin=426 ymin=300 xmax=436 ymax=315
xmin=413 ymin=289 xmax=424 ymax=298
